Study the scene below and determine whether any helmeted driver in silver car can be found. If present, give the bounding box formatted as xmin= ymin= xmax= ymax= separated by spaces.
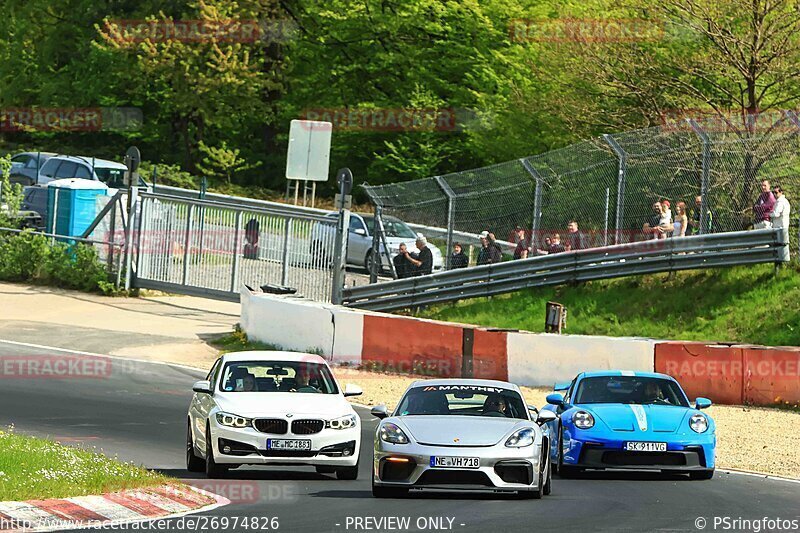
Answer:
xmin=371 ymin=379 xmax=556 ymax=498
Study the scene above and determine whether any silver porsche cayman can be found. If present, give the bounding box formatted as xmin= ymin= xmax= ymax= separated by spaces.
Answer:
xmin=371 ymin=379 xmax=556 ymax=498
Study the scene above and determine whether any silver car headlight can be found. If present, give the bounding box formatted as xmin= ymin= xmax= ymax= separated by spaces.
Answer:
xmin=689 ymin=413 xmax=708 ymax=433
xmin=379 ymin=422 xmax=409 ymax=444
xmin=216 ymin=412 xmax=253 ymax=428
xmin=505 ymin=427 xmax=535 ymax=448
xmin=326 ymin=414 xmax=357 ymax=430
xmin=573 ymin=411 xmax=595 ymax=429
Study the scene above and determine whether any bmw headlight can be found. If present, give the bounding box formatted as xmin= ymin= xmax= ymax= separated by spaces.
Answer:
xmin=689 ymin=413 xmax=708 ymax=433
xmin=573 ymin=411 xmax=595 ymax=429
xmin=326 ymin=414 xmax=358 ymax=430
xmin=215 ymin=412 xmax=253 ymax=428
xmin=379 ymin=422 xmax=409 ymax=444
xmin=505 ymin=427 xmax=535 ymax=448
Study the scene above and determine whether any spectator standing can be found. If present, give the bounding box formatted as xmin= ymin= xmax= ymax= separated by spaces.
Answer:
xmin=477 ymin=231 xmax=492 ymax=265
xmin=449 ymin=242 xmax=469 ymax=269
xmin=565 ymin=220 xmax=586 ymax=251
xmin=513 ymin=226 xmax=530 ymax=259
xmin=392 ymin=243 xmax=414 ymax=279
xmin=487 ymin=232 xmax=503 ymax=263
xmin=771 ymin=185 xmax=791 ymax=262
xmin=538 ymin=233 xmax=565 ymax=254
xmin=405 ymin=235 xmax=434 ymax=276
xmin=753 ymin=179 xmax=776 ymax=229
xmin=673 ymin=201 xmax=688 ymax=237
xmin=688 ymin=195 xmax=713 ymax=235
xmin=658 ymin=199 xmax=674 ymax=238
xmin=643 ymin=201 xmax=664 ymax=240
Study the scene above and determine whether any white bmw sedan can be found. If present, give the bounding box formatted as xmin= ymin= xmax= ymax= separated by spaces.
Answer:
xmin=187 ymin=351 xmax=363 ymax=479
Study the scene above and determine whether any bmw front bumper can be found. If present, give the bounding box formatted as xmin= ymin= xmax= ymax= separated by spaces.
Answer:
xmin=211 ymin=420 xmax=360 ymax=467
xmin=373 ymin=441 xmax=546 ymax=493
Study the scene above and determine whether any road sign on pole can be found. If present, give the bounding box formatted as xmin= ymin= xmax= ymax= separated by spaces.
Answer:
xmin=286 ymin=120 xmax=332 ymax=182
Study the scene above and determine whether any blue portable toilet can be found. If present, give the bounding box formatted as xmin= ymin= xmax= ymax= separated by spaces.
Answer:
xmin=46 ymin=179 xmax=109 ymax=237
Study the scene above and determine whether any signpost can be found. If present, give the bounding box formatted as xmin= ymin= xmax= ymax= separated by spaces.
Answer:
xmin=331 ymin=168 xmax=353 ymax=304
xmin=285 ymin=120 xmax=332 ymax=207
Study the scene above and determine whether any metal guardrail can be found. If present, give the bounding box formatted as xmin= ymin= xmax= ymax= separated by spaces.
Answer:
xmin=342 ymin=229 xmax=786 ymax=312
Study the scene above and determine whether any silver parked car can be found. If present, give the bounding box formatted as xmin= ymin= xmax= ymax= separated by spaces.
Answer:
xmin=310 ymin=213 xmax=444 ymax=272
xmin=7 ymin=152 xmax=56 ymax=186
xmin=371 ymin=379 xmax=556 ymax=498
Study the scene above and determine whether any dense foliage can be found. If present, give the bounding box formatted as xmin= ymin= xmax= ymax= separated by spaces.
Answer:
xmin=2 ymin=0 xmax=800 ymax=198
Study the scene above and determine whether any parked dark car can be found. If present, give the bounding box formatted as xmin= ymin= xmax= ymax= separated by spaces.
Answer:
xmin=20 ymin=186 xmax=48 ymax=229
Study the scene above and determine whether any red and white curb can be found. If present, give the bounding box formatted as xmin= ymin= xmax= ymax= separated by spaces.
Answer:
xmin=0 ymin=484 xmax=229 ymax=532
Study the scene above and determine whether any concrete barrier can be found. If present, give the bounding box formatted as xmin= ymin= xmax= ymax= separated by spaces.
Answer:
xmin=654 ymin=342 xmax=744 ymax=404
xmin=743 ymin=347 xmax=800 ymax=405
xmin=507 ymin=332 xmax=655 ymax=387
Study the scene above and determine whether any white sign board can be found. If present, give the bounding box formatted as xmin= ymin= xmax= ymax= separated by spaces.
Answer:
xmin=286 ymin=120 xmax=332 ymax=182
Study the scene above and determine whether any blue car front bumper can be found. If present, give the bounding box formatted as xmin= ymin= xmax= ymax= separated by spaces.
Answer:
xmin=563 ymin=433 xmax=716 ymax=471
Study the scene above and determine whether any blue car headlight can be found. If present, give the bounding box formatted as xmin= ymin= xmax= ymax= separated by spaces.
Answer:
xmin=379 ymin=422 xmax=409 ymax=444
xmin=573 ymin=411 xmax=595 ymax=429
xmin=216 ymin=412 xmax=253 ymax=428
xmin=505 ymin=428 xmax=535 ymax=448
xmin=689 ymin=413 xmax=709 ymax=433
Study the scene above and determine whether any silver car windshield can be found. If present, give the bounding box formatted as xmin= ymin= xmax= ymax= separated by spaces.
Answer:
xmin=574 ymin=376 xmax=689 ymax=407
xmin=395 ymin=385 xmax=528 ymax=419
xmin=218 ymin=361 xmax=339 ymax=394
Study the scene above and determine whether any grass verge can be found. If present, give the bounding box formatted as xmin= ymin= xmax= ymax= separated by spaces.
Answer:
xmin=0 ymin=426 xmax=167 ymax=501
xmin=419 ymin=264 xmax=800 ymax=346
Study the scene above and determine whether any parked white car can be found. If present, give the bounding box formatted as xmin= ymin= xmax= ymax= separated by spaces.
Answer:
xmin=187 ymin=351 xmax=363 ymax=479
xmin=34 ymin=155 xmax=131 ymax=187
xmin=311 ymin=213 xmax=444 ymax=273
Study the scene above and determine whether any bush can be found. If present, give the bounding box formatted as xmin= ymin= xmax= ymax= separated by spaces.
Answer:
xmin=0 ymin=231 xmax=112 ymax=292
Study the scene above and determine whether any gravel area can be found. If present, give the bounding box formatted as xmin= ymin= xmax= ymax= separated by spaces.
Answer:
xmin=336 ymin=368 xmax=800 ymax=479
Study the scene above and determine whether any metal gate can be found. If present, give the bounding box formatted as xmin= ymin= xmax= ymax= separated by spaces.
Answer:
xmin=134 ymin=192 xmax=337 ymax=301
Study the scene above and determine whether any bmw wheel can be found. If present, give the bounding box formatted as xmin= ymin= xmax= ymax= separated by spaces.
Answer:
xmin=186 ymin=421 xmax=204 ymax=473
xmin=205 ymin=422 xmax=227 ymax=479
xmin=336 ymin=459 xmax=359 ymax=481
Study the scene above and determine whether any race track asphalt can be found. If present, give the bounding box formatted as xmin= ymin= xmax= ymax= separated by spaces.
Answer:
xmin=1 ymin=341 xmax=798 ymax=532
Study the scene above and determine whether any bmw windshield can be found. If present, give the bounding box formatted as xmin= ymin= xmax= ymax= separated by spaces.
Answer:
xmin=219 ymin=361 xmax=339 ymax=394
xmin=395 ymin=384 xmax=529 ymax=419
xmin=574 ymin=376 xmax=689 ymax=407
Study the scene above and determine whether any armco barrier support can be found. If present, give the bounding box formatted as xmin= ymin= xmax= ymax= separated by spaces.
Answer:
xmin=742 ymin=347 xmax=800 ymax=405
xmin=507 ymin=332 xmax=655 ymax=387
xmin=654 ymin=342 xmax=744 ymax=405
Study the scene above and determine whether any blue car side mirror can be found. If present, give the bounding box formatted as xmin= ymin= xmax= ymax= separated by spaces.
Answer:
xmin=546 ymin=393 xmax=564 ymax=406
xmin=695 ymin=397 xmax=712 ymax=410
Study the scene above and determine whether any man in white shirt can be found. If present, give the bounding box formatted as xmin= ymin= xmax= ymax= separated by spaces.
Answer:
xmin=771 ymin=185 xmax=791 ymax=262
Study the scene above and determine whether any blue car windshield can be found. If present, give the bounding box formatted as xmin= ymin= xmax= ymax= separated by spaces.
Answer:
xmin=574 ymin=376 xmax=689 ymax=407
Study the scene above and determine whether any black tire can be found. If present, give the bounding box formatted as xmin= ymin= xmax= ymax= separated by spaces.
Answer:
xmin=371 ymin=480 xmax=407 ymax=498
xmin=186 ymin=421 xmax=204 ymax=473
xmin=543 ymin=456 xmax=552 ymax=496
xmin=689 ymin=469 xmax=715 ymax=480
xmin=364 ymin=251 xmax=375 ymax=272
xmin=204 ymin=423 xmax=227 ymax=479
xmin=315 ymin=466 xmax=336 ymax=474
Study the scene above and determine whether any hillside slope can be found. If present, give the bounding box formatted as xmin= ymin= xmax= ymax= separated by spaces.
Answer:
xmin=419 ymin=265 xmax=800 ymax=346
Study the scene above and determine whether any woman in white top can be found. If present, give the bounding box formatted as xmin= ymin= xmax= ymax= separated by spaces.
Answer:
xmin=771 ymin=186 xmax=791 ymax=262
xmin=673 ymin=201 xmax=688 ymax=237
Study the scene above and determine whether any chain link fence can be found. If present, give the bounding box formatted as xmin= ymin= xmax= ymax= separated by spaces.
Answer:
xmin=363 ymin=113 xmax=800 ymax=268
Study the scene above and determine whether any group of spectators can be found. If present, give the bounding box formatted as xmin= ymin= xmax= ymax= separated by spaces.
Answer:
xmin=392 ymin=234 xmax=434 ymax=278
xmin=752 ymin=179 xmax=791 ymax=261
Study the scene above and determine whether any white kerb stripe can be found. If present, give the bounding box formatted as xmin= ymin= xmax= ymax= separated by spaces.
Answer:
xmin=629 ymin=404 xmax=648 ymax=431
xmin=125 ymin=491 xmax=191 ymax=513
xmin=0 ymin=501 xmax=60 ymax=523
xmin=64 ymin=496 xmax=142 ymax=521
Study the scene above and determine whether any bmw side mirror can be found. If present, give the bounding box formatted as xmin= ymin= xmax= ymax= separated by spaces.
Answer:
xmin=536 ymin=411 xmax=557 ymax=426
xmin=370 ymin=405 xmax=389 ymax=419
xmin=695 ymin=397 xmax=712 ymax=410
xmin=192 ymin=380 xmax=212 ymax=394
xmin=546 ymin=393 xmax=564 ymax=406
xmin=344 ymin=384 xmax=363 ymax=397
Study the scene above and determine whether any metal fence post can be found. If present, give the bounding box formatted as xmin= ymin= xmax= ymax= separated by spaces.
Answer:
xmin=182 ymin=204 xmax=195 ymax=286
xmin=604 ymin=187 xmax=610 ymax=246
xmin=688 ymin=119 xmax=711 ymax=234
xmin=370 ymin=205 xmax=382 ymax=283
xmin=376 ymin=211 xmax=396 ymax=279
xmin=603 ymin=134 xmax=627 ymax=245
xmin=230 ymin=210 xmax=242 ymax=292
xmin=331 ymin=209 xmax=350 ymax=305
xmin=434 ymin=176 xmax=457 ymax=269
xmin=281 ymin=217 xmax=292 ymax=286
xmin=520 ymin=158 xmax=542 ymax=247
xmin=123 ymin=186 xmax=139 ymax=291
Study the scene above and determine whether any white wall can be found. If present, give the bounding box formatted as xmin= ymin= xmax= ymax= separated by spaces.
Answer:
xmin=507 ymin=332 xmax=655 ymax=387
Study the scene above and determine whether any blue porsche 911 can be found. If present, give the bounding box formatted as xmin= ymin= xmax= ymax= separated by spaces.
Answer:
xmin=541 ymin=371 xmax=716 ymax=480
